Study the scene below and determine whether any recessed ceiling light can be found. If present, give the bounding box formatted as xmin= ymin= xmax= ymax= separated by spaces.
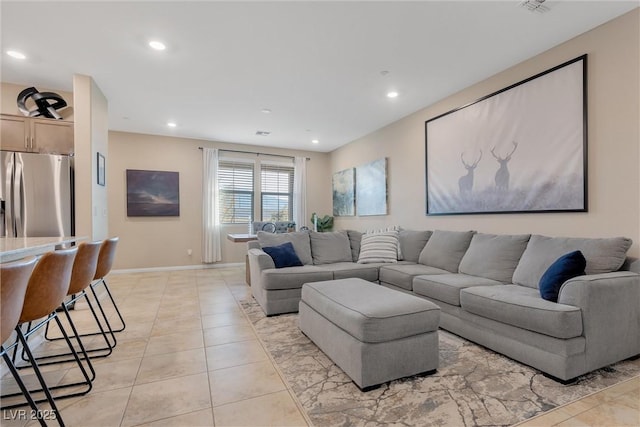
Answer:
xmin=167 ymin=122 xmax=177 ymax=128
xmin=261 ymin=108 xmax=272 ymax=114
xmin=387 ymin=91 xmax=399 ymax=98
xmin=7 ymin=50 xmax=26 ymax=60
xmin=149 ymin=40 xmax=166 ymax=51
xmin=311 ymin=139 xmax=319 ymax=144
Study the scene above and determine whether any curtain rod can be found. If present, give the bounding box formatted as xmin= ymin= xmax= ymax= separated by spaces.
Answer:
xmin=198 ymin=147 xmax=310 ymax=161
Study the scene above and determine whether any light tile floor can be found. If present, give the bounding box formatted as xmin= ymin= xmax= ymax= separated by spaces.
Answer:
xmin=1 ymin=267 xmax=308 ymax=427
xmin=1 ymin=267 xmax=638 ymax=426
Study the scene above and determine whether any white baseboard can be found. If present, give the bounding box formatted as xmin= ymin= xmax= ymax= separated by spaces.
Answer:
xmin=112 ymin=262 xmax=244 ymax=275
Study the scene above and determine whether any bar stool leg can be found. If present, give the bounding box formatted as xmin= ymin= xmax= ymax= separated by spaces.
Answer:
xmin=35 ymin=290 xmax=115 ymax=365
xmin=1 ymin=350 xmax=48 ymax=427
xmin=14 ymin=328 xmax=65 ymax=426
xmin=6 ymin=312 xmax=94 ymax=402
xmin=94 ymin=278 xmax=126 ymax=332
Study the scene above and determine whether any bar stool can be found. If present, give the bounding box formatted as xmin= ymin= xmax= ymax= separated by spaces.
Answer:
xmin=4 ymin=248 xmax=94 ymax=407
xmin=86 ymin=237 xmax=125 ymax=337
xmin=0 ymin=256 xmax=55 ymax=427
xmin=38 ymin=241 xmax=116 ymax=364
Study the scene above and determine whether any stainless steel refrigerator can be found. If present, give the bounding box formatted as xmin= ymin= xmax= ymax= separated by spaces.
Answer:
xmin=1 ymin=151 xmax=73 ymax=238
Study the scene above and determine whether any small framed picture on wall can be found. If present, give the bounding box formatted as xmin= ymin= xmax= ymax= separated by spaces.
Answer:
xmin=97 ymin=152 xmax=106 ymax=186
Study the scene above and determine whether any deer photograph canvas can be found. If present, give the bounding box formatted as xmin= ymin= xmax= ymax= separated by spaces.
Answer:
xmin=425 ymin=55 xmax=587 ymax=215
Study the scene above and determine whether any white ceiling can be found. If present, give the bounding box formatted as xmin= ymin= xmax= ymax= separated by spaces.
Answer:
xmin=2 ymin=1 xmax=637 ymax=152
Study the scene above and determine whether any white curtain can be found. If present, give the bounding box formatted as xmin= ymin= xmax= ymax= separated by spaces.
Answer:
xmin=293 ymin=156 xmax=307 ymax=229
xmin=202 ymin=148 xmax=221 ymax=263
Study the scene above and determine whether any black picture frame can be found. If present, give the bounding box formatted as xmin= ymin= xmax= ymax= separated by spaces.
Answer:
xmin=97 ymin=152 xmax=105 ymax=186
xmin=126 ymin=169 xmax=180 ymax=217
xmin=425 ymin=54 xmax=588 ymax=215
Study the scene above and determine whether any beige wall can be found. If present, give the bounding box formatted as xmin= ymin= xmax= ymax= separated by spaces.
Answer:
xmin=1 ymin=82 xmax=74 ymax=120
xmin=330 ymin=9 xmax=640 ymax=258
xmin=108 ymin=131 xmax=331 ymax=269
xmin=73 ymin=74 xmax=109 ymax=241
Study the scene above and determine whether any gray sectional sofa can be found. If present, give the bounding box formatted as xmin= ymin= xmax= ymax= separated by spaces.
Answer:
xmin=247 ymin=229 xmax=640 ymax=381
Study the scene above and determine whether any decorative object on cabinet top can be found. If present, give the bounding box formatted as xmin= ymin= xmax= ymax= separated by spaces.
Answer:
xmin=17 ymin=86 xmax=68 ymax=120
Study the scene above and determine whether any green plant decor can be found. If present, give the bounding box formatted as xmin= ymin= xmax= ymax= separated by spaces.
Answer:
xmin=310 ymin=213 xmax=334 ymax=232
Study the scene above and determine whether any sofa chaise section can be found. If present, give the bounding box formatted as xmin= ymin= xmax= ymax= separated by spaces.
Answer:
xmin=417 ymin=233 xmax=638 ymax=381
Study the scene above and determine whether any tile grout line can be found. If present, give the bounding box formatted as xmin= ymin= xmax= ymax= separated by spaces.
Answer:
xmin=116 ymin=272 xmax=149 ymax=427
xmin=228 ymin=279 xmax=314 ymax=427
xmin=117 ymin=273 xmax=166 ymax=427
xmin=197 ymin=273 xmax=217 ymax=427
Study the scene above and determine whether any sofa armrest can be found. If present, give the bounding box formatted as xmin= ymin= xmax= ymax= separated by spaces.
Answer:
xmin=248 ymin=248 xmax=275 ymax=292
xmin=248 ymin=248 xmax=275 ymax=270
xmin=558 ymin=272 xmax=640 ymax=369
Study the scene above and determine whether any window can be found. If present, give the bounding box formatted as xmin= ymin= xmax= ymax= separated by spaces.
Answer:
xmin=218 ymin=160 xmax=254 ymax=224
xmin=261 ymin=163 xmax=294 ymax=222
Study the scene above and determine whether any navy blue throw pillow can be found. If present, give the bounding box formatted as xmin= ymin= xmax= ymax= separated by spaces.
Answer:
xmin=539 ymin=250 xmax=586 ymax=302
xmin=262 ymin=242 xmax=303 ymax=269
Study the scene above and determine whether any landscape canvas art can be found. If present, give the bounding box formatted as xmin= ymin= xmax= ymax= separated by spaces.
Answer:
xmin=126 ymin=169 xmax=180 ymax=216
xmin=332 ymin=168 xmax=355 ymax=216
xmin=356 ymin=158 xmax=387 ymax=216
xmin=426 ymin=55 xmax=587 ymax=215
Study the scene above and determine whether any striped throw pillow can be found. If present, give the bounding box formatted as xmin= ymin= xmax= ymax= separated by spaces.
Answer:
xmin=364 ymin=226 xmax=403 ymax=260
xmin=357 ymin=231 xmax=399 ymax=264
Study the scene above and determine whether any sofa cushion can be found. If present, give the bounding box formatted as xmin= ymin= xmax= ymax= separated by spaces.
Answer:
xmin=315 ymin=262 xmax=380 ymax=282
xmin=301 ymin=278 xmax=440 ymax=343
xmin=413 ymin=274 xmax=502 ymax=306
xmin=459 ymin=285 xmax=583 ymax=339
xmin=418 ymin=230 xmax=475 ymax=272
xmin=399 ymin=230 xmax=432 ymax=263
xmin=512 ymin=235 xmax=632 ymax=289
xmin=357 ymin=231 xmax=399 ymax=264
xmin=347 ymin=230 xmax=363 ymax=262
xmin=257 ymin=230 xmax=313 ymax=265
xmin=379 ymin=264 xmax=448 ymax=291
xmin=458 ymin=233 xmax=531 ymax=283
xmin=262 ymin=242 xmax=303 ymax=269
xmin=261 ymin=265 xmax=334 ymax=290
xmin=310 ymin=231 xmax=353 ymax=265
xmin=539 ymin=251 xmax=586 ymax=302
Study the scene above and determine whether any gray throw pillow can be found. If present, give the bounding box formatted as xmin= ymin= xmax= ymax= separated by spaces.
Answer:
xmin=310 ymin=231 xmax=353 ymax=265
xmin=458 ymin=233 xmax=531 ymax=283
xmin=418 ymin=230 xmax=475 ymax=272
xmin=512 ymin=234 xmax=633 ymax=288
xmin=257 ymin=230 xmax=312 ymax=265
xmin=398 ymin=230 xmax=432 ymax=263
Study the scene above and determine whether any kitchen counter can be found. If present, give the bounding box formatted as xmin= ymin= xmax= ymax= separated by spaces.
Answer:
xmin=0 ymin=236 xmax=86 ymax=263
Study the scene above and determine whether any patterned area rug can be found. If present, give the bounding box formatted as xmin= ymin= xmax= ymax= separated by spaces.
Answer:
xmin=239 ymin=297 xmax=640 ymax=427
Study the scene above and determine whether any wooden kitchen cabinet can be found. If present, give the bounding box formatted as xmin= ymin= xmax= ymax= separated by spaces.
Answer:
xmin=0 ymin=114 xmax=74 ymax=154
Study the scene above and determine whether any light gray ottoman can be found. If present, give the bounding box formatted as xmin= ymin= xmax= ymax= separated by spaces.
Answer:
xmin=299 ymin=278 xmax=440 ymax=391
